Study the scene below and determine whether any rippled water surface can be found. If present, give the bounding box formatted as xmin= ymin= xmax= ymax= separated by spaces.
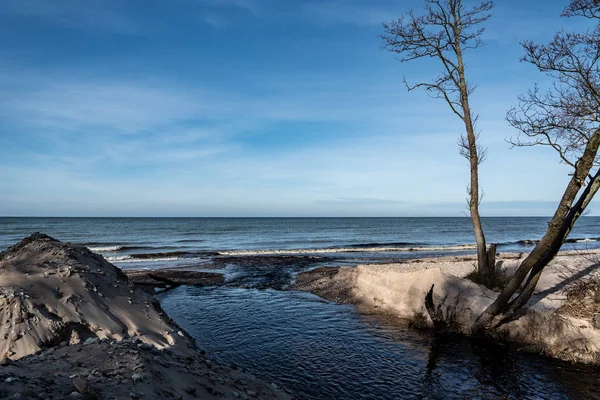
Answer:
xmin=160 ymin=287 xmax=600 ymax=400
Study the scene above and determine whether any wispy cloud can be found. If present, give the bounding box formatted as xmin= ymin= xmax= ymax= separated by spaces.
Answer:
xmin=303 ymin=1 xmax=398 ymax=26
xmin=0 ymin=0 xmax=143 ymax=35
xmin=202 ymin=13 xmax=231 ymax=28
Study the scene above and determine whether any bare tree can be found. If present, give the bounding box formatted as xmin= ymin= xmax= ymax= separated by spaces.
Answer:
xmin=381 ymin=0 xmax=496 ymax=284
xmin=474 ymin=0 xmax=600 ymax=331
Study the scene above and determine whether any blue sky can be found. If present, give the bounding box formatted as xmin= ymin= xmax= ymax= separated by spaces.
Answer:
xmin=0 ymin=0 xmax=593 ymax=217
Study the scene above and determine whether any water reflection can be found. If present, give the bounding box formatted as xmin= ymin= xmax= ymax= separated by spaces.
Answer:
xmin=160 ymin=287 xmax=600 ymax=400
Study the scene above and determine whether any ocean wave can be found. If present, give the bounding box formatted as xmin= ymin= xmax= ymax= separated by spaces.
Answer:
xmin=496 ymin=237 xmax=600 ymax=248
xmin=219 ymin=244 xmax=477 ymax=256
xmin=87 ymin=245 xmax=183 ymax=253
xmin=348 ymin=241 xmax=421 ymax=248
xmin=88 ymin=245 xmax=123 ymax=252
xmin=514 ymin=239 xmax=540 ymax=246
xmin=565 ymin=237 xmax=600 ymax=243
xmin=128 ymin=250 xmax=220 ymax=260
xmin=106 ymin=255 xmax=184 ymax=264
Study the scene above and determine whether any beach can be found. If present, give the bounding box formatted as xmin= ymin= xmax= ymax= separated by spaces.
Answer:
xmin=3 ymin=219 xmax=600 ymax=398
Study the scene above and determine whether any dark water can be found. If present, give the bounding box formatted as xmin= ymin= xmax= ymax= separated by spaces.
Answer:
xmin=3 ymin=217 xmax=600 ymax=398
xmin=160 ymin=287 xmax=600 ymax=400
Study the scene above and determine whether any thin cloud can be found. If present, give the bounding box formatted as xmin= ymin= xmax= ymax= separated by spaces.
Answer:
xmin=304 ymin=1 xmax=398 ymax=26
xmin=0 ymin=0 xmax=143 ymax=35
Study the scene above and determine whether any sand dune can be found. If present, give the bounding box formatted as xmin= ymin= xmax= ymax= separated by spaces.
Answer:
xmin=0 ymin=234 xmax=290 ymax=399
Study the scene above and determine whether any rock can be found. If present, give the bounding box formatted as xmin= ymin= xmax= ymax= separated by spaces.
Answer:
xmin=247 ymin=390 xmax=257 ymax=397
xmin=271 ymin=383 xmax=278 ymax=389
xmin=73 ymin=377 xmax=91 ymax=394
xmin=0 ymin=357 xmax=12 ymax=366
xmin=5 ymin=376 xmax=20 ymax=383
xmin=132 ymin=373 xmax=145 ymax=382
xmin=184 ymin=387 xmax=196 ymax=395
xmin=177 ymin=330 xmax=185 ymax=337
xmin=232 ymin=391 xmax=240 ymax=398
xmin=83 ymin=337 xmax=99 ymax=345
xmin=138 ymin=343 xmax=153 ymax=351
xmin=69 ymin=392 xmax=84 ymax=399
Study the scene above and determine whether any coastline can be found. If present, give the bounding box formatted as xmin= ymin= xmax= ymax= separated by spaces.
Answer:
xmin=292 ymin=250 xmax=600 ymax=364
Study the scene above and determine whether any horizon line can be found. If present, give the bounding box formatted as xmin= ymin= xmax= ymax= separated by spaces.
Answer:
xmin=0 ymin=215 xmax=562 ymax=219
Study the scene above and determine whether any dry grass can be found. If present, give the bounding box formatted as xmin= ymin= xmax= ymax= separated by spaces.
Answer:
xmin=558 ymin=273 xmax=600 ymax=322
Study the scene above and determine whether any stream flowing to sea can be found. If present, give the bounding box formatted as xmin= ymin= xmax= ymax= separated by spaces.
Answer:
xmin=2 ymin=217 xmax=600 ymax=399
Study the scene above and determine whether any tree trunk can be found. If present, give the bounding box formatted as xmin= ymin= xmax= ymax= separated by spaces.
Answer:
xmin=474 ymin=130 xmax=600 ymax=332
xmin=455 ymin=32 xmax=492 ymax=282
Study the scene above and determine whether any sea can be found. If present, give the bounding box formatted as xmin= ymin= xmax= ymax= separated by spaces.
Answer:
xmin=1 ymin=217 xmax=600 ymax=399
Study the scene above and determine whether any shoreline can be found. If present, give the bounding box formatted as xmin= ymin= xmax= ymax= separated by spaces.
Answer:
xmin=292 ymin=250 xmax=600 ymax=364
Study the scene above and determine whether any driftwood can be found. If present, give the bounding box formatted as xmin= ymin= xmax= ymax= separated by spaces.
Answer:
xmin=424 ymin=284 xmax=446 ymax=332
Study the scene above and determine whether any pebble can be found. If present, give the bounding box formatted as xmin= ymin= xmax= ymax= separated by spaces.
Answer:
xmin=271 ymin=383 xmax=278 ymax=389
xmin=138 ymin=343 xmax=153 ymax=351
xmin=153 ymin=356 xmax=169 ymax=367
xmin=83 ymin=337 xmax=99 ymax=345
xmin=73 ymin=377 xmax=91 ymax=394
xmin=69 ymin=392 xmax=84 ymax=399
xmin=5 ymin=377 xmax=20 ymax=383
xmin=132 ymin=373 xmax=145 ymax=382
xmin=232 ymin=391 xmax=240 ymax=398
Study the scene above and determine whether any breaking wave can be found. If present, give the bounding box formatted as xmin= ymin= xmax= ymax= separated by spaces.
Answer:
xmin=565 ymin=237 xmax=600 ymax=243
xmin=106 ymin=250 xmax=219 ymax=263
xmin=105 ymin=255 xmax=185 ymax=264
xmin=87 ymin=245 xmax=185 ymax=253
xmin=498 ymin=237 xmax=600 ymax=247
xmin=219 ymin=244 xmax=477 ymax=256
xmin=88 ymin=245 xmax=123 ymax=252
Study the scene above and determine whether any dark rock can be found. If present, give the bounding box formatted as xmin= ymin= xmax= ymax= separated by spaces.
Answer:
xmin=73 ymin=377 xmax=90 ymax=393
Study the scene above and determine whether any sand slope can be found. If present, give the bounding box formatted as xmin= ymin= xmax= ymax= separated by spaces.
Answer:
xmin=0 ymin=233 xmax=192 ymax=360
xmin=0 ymin=234 xmax=291 ymax=399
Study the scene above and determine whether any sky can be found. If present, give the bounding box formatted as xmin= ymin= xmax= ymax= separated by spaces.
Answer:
xmin=0 ymin=0 xmax=594 ymax=217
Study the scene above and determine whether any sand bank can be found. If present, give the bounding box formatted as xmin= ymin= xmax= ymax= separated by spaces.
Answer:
xmin=0 ymin=234 xmax=289 ymax=399
xmin=294 ymin=251 xmax=600 ymax=364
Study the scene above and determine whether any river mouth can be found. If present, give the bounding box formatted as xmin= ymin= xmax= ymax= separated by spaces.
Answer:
xmin=159 ymin=286 xmax=600 ymax=400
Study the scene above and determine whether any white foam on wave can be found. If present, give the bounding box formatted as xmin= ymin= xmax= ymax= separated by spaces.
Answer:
xmin=219 ymin=244 xmax=477 ymax=256
xmin=105 ymin=255 xmax=193 ymax=264
xmin=576 ymin=238 xmax=597 ymax=243
xmin=89 ymin=245 xmax=122 ymax=252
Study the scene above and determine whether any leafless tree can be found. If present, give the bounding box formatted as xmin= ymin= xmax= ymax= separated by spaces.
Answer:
xmin=474 ymin=0 xmax=600 ymax=331
xmin=381 ymin=0 xmax=496 ymax=283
